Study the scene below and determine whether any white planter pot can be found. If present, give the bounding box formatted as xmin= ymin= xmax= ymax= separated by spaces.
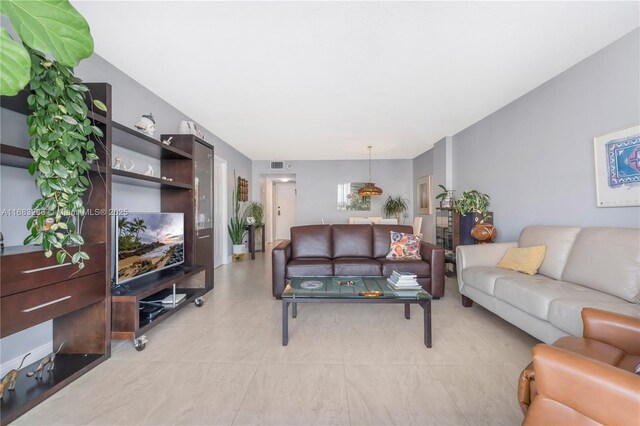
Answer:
xmin=232 ymin=244 xmax=246 ymax=255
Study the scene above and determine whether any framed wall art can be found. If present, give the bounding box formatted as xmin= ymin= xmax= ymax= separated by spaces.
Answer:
xmin=416 ymin=175 xmax=432 ymax=215
xmin=593 ymin=125 xmax=640 ymax=207
xmin=337 ymin=182 xmax=371 ymax=211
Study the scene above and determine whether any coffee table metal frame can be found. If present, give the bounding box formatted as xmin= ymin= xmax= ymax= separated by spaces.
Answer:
xmin=282 ymin=277 xmax=432 ymax=348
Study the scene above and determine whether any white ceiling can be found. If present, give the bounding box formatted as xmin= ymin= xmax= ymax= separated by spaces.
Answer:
xmin=73 ymin=1 xmax=639 ymax=160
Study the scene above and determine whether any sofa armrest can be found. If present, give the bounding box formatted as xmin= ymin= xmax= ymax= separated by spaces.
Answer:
xmin=582 ymin=308 xmax=640 ymax=356
xmin=455 ymin=242 xmax=517 ymax=291
xmin=272 ymin=240 xmax=291 ymax=298
xmin=524 ymin=344 xmax=640 ymax=426
xmin=420 ymin=242 xmax=445 ymax=298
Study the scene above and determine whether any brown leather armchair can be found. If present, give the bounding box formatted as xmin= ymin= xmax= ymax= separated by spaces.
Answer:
xmin=519 ymin=308 xmax=640 ymax=425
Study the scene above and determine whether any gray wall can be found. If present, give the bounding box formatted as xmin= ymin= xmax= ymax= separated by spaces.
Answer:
xmin=74 ymin=53 xmax=253 ymax=240
xmin=252 ymin=159 xmax=414 ymax=227
xmin=412 ymin=136 xmax=450 ymax=244
xmin=452 ymin=29 xmax=640 ymax=242
xmin=412 ymin=147 xmax=434 ymax=242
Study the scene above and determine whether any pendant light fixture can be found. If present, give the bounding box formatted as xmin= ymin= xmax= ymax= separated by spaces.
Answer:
xmin=358 ymin=145 xmax=383 ymax=197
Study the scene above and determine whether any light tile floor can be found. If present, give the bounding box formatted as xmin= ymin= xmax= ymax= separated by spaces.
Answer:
xmin=16 ymin=249 xmax=539 ymax=425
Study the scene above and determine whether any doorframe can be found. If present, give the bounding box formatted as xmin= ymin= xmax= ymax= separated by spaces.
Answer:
xmin=274 ymin=182 xmax=297 ymax=241
xmin=214 ymin=155 xmax=229 ymax=265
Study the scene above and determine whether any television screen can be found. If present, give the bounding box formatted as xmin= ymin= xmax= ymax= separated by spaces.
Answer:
xmin=116 ymin=212 xmax=184 ymax=284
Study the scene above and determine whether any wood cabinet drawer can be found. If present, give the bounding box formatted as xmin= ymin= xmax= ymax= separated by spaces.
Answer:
xmin=0 ymin=243 xmax=105 ymax=297
xmin=1 ymin=272 xmax=105 ymax=338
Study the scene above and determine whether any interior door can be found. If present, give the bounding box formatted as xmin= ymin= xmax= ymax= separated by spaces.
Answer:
xmin=275 ymin=183 xmax=297 ymax=240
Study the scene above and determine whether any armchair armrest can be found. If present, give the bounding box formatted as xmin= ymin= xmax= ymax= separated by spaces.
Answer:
xmin=456 ymin=242 xmax=517 ymax=291
xmin=420 ymin=242 xmax=445 ymax=298
xmin=582 ymin=308 xmax=640 ymax=356
xmin=517 ymin=363 xmax=536 ymax=414
xmin=272 ymin=240 xmax=291 ymax=298
xmin=524 ymin=344 xmax=640 ymax=426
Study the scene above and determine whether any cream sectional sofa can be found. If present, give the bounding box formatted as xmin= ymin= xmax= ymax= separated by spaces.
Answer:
xmin=456 ymin=226 xmax=640 ymax=344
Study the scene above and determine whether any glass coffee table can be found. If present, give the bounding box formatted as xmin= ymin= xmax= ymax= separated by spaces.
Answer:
xmin=282 ymin=276 xmax=432 ymax=347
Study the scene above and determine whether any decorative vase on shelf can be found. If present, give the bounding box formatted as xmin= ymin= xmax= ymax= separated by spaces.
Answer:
xmin=441 ymin=190 xmax=456 ymax=209
xmin=471 ymin=223 xmax=496 ymax=244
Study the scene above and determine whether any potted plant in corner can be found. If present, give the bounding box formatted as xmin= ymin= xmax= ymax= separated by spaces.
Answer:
xmin=228 ymin=177 xmax=247 ymax=261
xmin=382 ymin=195 xmax=409 ymax=224
xmin=454 ymin=190 xmax=496 ymax=244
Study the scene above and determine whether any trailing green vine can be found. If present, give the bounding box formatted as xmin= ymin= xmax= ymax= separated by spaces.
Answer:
xmin=23 ymin=48 xmax=106 ymax=269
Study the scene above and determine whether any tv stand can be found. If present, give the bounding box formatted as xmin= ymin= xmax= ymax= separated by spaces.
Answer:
xmin=111 ymin=265 xmax=206 ymax=349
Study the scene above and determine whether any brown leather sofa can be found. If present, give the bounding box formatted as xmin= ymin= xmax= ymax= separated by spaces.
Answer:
xmin=519 ymin=308 xmax=640 ymax=425
xmin=272 ymin=224 xmax=445 ymax=299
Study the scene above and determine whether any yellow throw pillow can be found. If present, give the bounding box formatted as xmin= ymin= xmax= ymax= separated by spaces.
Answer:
xmin=497 ymin=245 xmax=547 ymax=276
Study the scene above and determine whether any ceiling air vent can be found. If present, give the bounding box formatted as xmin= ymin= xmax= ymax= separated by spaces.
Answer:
xmin=270 ymin=161 xmax=284 ymax=170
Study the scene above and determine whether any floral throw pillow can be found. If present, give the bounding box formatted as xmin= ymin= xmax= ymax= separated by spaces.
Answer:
xmin=386 ymin=231 xmax=422 ymax=260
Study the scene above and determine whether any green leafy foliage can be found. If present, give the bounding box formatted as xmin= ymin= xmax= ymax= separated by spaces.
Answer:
xmin=435 ymin=185 xmax=449 ymax=201
xmin=24 ymin=48 xmax=104 ymax=270
xmin=454 ymin=190 xmax=491 ymax=222
xmin=228 ymin=174 xmax=247 ymax=245
xmin=0 ymin=27 xmax=31 ymax=96
xmin=382 ymin=195 xmax=409 ymax=223
xmin=244 ymin=201 xmax=264 ymax=226
xmin=1 ymin=0 xmax=93 ymax=67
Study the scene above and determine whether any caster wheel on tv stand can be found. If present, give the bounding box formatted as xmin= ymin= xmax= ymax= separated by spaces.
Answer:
xmin=194 ymin=297 xmax=205 ymax=307
xmin=134 ymin=335 xmax=148 ymax=351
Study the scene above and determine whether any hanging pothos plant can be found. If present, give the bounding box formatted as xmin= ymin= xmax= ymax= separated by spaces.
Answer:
xmin=23 ymin=49 xmax=106 ymax=269
xmin=1 ymin=0 xmax=105 ymax=269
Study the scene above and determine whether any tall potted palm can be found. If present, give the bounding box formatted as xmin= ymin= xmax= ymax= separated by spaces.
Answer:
xmin=228 ymin=175 xmax=247 ymax=259
xmin=382 ymin=195 xmax=409 ymax=224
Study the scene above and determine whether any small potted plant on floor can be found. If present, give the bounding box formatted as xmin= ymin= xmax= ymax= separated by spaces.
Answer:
xmin=454 ymin=190 xmax=496 ymax=244
xmin=228 ymin=174 xmax=247 ymax=260
xmin=382 ymin=195 xmax=409 ymax=224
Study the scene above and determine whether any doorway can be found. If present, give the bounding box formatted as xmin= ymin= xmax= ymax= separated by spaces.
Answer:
xmin=274 ymin=182 xmax=297 ymax=241
xmin=213 ymin=156 xmax=228 ymax=267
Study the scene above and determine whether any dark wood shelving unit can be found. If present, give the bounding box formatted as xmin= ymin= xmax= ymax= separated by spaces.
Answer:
xmin=111 ymin=168 xmax=193 ymax=189
xmin=112 ymin=121 xmax=192 ymax=160
xmin=0 ymin=83 xmax=113 ymax=425
xmin=111 ymin=265 xmax=206 ymax=340
xmin=0 ymin=354 xmax=104 ymax=423
xmin=0 ymin=143 xmax=108 ymax=175
xmin=110 ymin=130 xmax=212 ymax=350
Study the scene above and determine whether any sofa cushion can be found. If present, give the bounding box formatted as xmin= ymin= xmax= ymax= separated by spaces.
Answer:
xmin=518 ymin=226 xmax=581 ymax=280
xmin=386 ymin=232 xmax=421 ymax=260
xmin=461 ymin=266 xmax=525 ymax=296
xmin=497 ymin=245 xmax=546 ymax=275
xmin=286 ymin=258 xmax=333 ymax=278
xmin=493 ymin=276 xmax=615 ymax=321
xmin=333 ymin=257 xmax=381 ymax=276
xmin=291 ymin=225 xmax=332 ymax=258
xmin=377 ymin=258 xmax=430 ymax=277
xmin=548 ymin=298 xmax=640 ymax=337
xmin=561 ymin=227 xmax=640 ymax=304
xmin=372 ymin=224 xmax=414 ymax=259
xmin=332 ymin=225 xmax=373 ymax=258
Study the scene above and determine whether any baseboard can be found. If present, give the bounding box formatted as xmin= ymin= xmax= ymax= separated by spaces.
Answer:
xmin=0 ymin=341 xmax=52 ymax=376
